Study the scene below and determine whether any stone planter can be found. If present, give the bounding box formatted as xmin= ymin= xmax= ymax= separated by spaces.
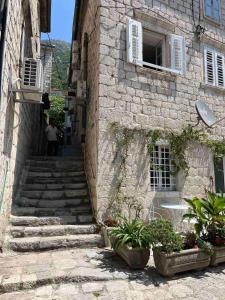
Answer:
xmin=101 ymin=226 xmax=116 ymax=248
xmin=115 ymin=245 xmax=150 ymax=269
xmin=153 ymin=248 xmax=211 ymax=277
xmin=210 ymin=245 xmax=225 ymax=266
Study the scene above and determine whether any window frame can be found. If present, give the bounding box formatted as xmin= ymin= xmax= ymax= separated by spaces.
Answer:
xmin=150 ymin=144 xmax=176 ymax=192
xmin=204 ymin=0 xmax=221 ymax=23
xmin=126 ymin=18 xmax=186 ymax=75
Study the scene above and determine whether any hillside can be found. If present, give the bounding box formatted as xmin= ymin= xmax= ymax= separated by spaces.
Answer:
xmin=42 ymin=39 xmax=71 ymax=91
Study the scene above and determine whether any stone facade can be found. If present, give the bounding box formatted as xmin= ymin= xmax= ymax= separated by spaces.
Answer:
xmin=0 ymin=0 xmax=51 ymax=247
xmin=70 ymin=0 xmax=225 ymax=221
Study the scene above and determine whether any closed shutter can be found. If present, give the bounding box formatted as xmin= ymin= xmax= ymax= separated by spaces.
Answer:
xmin=216 ymin=53 xmax=225 ymax=87
xmin=126 ymin=18 xmax=143 ymax=66
xmin=213 ymin=0 xmax=220 ymax=21
xmin=205 ymin=0 xmax=212 ymax=18
xmin=169 ymin=34 xmax=186 ymax=74
xmin=204 ymin=48 xmax=215 ymax=85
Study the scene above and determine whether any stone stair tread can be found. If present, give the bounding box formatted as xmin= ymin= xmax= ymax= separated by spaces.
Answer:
xmin=20 ymin=189 xmax=88 ymax=199
xmin=27 ymin=171 xmax=85 ymax=178
xmin=16 ymin=198 xmax=90 ymax=208
xmin=26 ymin=177 xmax=87 ymax=184
xmin=10 ymin=215 xmax=94 ymax=226
xmin=22 ymin=183 xmax=87 ymax=190
xmin=8 ymin=234 xmax=103 ymax=251
xmin=10 ymin=224 xmax=98 ymax=237
xmin=12 ymin=206 xmax=92 ymax=217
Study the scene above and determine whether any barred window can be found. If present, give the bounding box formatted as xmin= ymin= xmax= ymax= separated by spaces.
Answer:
xmin=150 ymin=145 xmax=176 ymax=191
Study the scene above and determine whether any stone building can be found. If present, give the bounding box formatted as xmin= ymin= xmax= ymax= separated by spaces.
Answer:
xmin=0 ymin=0 xmax=51 ymax=246
xmin=69 ymin=0 xmax=225 ymax=222
xmin=41 ymin=43 xmax=54 ymax=93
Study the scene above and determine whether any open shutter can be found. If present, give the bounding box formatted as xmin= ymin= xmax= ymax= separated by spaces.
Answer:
xmin=126 ymin=18 xmax=143 ymax=66
xmin=216 ymin=53 xmax=225 ymax=87
xmin=170 ymin=34 xmax=186 ymax=74
xmin=213 ymin=0 xmax=220 ymax=21
xmin=204 ymin=48 xmax=215 ymax=85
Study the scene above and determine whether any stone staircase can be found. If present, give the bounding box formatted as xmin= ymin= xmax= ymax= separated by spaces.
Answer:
xmin=6 ymin=155 xmax=103 ymax=252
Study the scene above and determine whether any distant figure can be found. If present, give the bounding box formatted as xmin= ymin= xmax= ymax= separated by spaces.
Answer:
xmin=45 ymin=120 xmax=59 ymax=156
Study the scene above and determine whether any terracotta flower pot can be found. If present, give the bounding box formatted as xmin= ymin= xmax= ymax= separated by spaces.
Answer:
xmin=153 ymin=248 xmax=211 ymax=277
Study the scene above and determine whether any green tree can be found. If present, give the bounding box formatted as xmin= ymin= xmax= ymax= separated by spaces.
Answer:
xmin=49 ymin=96 xmax=65 ymax=127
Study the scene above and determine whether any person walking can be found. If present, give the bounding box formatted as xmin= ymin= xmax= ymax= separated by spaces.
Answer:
xmin=45 ymin=120 xmax=59 ymax=156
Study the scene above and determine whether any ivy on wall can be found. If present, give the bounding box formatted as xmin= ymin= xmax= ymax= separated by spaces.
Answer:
xmin=110 ymin=121 xmax=225 ymax=178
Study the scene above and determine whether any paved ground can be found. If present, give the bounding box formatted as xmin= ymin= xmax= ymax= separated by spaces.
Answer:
xmin=1 ymin=248 xmax=225 ymax=299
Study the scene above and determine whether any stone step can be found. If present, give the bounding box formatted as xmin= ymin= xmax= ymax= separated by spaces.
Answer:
xmin=20 ymin=189 xmax=88 ymax=199
xmin=29 ymin=156 xmax=83 ymax=161
xmin=10 ymin=224 xmax=98 ymax=238
xmin=8 ymin=234 xmax=103 ymax=252
xmin=26 ymin=176 xmax=87 ymax=184
xmin=28 ymin=166 xmax=84 ymax=172
xmin=27 ymin=159 xmax=84 ymax=167
xmin=16 ymin=198 xmax=90 ymax=208
xmin=10 ymin=215 xmax=94 ymax=226
xmin=27 ymin=171 xmax=85 ymax=178
xmin=22 ymin=183 xmax=87 ymax=191
xmin=12 ymin=206 xmax=92 ymax=217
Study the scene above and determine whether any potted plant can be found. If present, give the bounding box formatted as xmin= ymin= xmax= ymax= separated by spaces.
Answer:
xmin=110 ymin=217 xmax=151 ymax=269
xmin=183 ymin=192 xmax=225 ymax=266
xmin=149 ymin=219 xmax=211 ymax=277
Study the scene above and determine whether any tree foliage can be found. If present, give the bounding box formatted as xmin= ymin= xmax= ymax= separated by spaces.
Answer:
xmin=49 ymin=96 xmax=65 ymax=127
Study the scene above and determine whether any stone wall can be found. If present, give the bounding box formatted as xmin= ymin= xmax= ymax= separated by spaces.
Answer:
xmin=74 ymin=0 xmax=225 ymax=221
xmin=72 ymin=0 xmax=101 ymax=215
xmin=97 ymin=0 xmax=225 ymax=220
xmin=0 ymin=0 xmax=43 ymax=247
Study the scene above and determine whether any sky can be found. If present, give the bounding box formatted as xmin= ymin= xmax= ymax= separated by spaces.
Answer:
xmin=44 ymin=0 xmax=75 ymax=43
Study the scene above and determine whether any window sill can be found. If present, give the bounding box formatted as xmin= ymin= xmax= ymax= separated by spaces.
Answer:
xmin=136 ymin=65 xmax=178 ymax=80
xmin=152 ymin=191 xmax=180 ymax=199
xmin=200 ymin=83 xmax=225 ymax=94
xmin=204 ymin=16 xmax=221 ymax=27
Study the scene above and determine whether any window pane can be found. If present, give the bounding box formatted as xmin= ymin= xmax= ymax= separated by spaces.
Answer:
xmin=150 ymin=146 xmax=176 ymax=191
xmin=205 ymin=0 xmax=212 ymax=17
xmin=214 ymin=158 xmax=225 ymax=193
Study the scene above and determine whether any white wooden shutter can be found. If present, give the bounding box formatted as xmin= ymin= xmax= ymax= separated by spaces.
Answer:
xmin=126 ymin=18 xmax=143 ymax=66
xmin=170 ymin=34 xmax=186 ymax=74
xmin=204 ymin=48 xmax=215 ymax=85
xmin=216 ymin=53 xmax=225 ymax=87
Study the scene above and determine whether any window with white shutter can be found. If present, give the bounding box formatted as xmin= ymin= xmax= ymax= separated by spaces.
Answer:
xmin=170 ymin=34 xmax=186 ymax=75
xmin=204 ymin=0 xmax=220 ymax=22
xmin=127 ymin=18 xmax=143 ymax=66
xmin=216 ymin=53 xmax=225 ymax=87
xmin=126 ymin=18 xmax=186 ymax=75
xmin=204 ymin=47 xmax=225 ymax=88
xmin=204 ymin=48 xmax=215 ymax=85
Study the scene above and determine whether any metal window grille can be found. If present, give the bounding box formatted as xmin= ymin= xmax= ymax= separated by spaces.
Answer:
xmin=150 ymin=145 xmax=176 ymax=191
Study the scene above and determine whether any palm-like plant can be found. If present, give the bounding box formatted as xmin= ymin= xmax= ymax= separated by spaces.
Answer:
xmin=183 ymin=192 xmax=225 ymax=236
xmin=110 ymin=217 xmax=151 ymax=250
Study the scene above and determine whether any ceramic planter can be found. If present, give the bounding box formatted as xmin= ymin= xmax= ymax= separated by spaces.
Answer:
xmin=115 ymin=245 xmax=150 ymax=269
xmin=210 ymin=245 xmax=225 ymax=266
xmin=101 ymin=226 xmax=116 ymax=248
xmin=153 ymin=248 xmax=211 ymax=277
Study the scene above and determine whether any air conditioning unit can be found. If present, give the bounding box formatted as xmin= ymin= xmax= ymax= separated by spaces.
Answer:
xmin=76 ymin=80 xmax=87 ymax=100
xmin=21 ymin=58 xmax=42 ymax=91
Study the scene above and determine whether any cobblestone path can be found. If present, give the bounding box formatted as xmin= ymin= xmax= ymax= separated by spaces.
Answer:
xmin=1 ymin=249 xmax=225 ymax=299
